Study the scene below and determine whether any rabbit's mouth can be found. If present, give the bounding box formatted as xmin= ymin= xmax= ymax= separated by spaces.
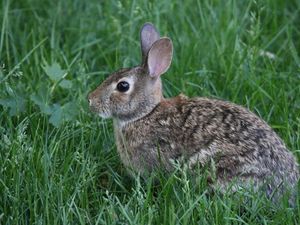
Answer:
xmin=94 ymin=105 xmax=111 ymax=118
xmin=98 ymin=110 xmax=111 ymax=119
xmin=88 ymin=100 xmax=111 ymax=119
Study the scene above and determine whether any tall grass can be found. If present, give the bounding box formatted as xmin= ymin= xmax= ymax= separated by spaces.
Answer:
xmin=0 ymin=0 xmax=300 ymax=224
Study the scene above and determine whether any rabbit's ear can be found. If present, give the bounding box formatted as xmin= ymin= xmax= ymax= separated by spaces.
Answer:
xmin=147 ymin=38 xmax=173 ymax=78
xmin=140 ymin=23 xmax=160 ymax=64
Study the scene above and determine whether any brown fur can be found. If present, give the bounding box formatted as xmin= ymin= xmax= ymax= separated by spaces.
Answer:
xmin=88 ymin=23 xmax=299 ymax=203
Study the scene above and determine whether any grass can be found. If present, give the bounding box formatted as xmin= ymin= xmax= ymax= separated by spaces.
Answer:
xmin=0 ymin=0 xmax=300 ymax=224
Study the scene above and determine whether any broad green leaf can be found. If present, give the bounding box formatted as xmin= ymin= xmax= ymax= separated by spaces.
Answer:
xmin=0 ymin=95 xmax=26 ymax=116
xmin=30 ymin=84 xmax=52 ymax=115
xmin=0 ymin=84 xmax=27 ymax=116
xmin=30 ymin=94 xmax=53 ymax=115
xmin=48 ymin=102 xmax=78 ymax=127
xmin=43 ymin=62 xmax=66 ymax=81
xmin=49 ymin=104 xmax=63 ymax=127
xmin=62 ymin=101 xmax=78 ymax=120
xmin=59 ymin=79 xmax=72 ymax=89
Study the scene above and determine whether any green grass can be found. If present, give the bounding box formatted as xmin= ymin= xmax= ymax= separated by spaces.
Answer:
xmin=1 ymin=0 xmax=300 ymax=224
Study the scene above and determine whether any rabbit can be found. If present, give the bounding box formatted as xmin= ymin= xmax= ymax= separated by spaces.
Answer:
xmin=88 ymin=23 xmax=299 ymax=203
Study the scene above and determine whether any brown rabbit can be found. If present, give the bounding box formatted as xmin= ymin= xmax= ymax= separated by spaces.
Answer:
xmin=88 ymin=23 xmax=299 ymax=202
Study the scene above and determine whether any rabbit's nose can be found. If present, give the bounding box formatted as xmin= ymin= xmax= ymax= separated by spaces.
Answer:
xmin=87 ymin=92 xmax=94 ymax=105
xmin=88 ymin=93 xmax=94 ymax=106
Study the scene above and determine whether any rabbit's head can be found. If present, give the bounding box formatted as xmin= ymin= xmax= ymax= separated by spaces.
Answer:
xmin=88 ymin=23 xmax=173 ymax=123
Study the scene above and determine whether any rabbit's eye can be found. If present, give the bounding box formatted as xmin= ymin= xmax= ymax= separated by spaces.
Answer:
xmin=117 ymin=81 xmax=130 ymax=92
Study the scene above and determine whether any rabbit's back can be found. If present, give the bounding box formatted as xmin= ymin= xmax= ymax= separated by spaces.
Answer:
xmin=115 ymin=95 xmax=299 ymax=195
